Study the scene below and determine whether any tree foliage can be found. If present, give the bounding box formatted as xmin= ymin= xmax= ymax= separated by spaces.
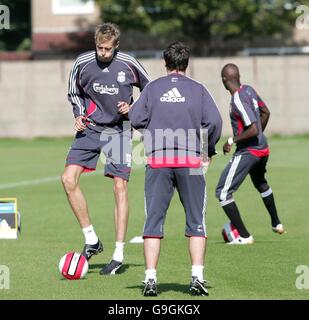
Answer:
xmin=0 ymin=0 xmax=31 ymax=51
xmin=96 ymin=0 xmax=301 ymax=54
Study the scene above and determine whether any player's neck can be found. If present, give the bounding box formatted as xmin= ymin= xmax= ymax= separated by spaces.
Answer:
xmin=167 ymin=70 xmax=186 ymax=76
xmin=230 ymin=83 xmax=242 ymax=95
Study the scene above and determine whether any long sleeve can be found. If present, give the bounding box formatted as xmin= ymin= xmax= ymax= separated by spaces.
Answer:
xmin=68 ymin=59 xmax=86 ymax=118
xmin=128 ymin=86 xmax=150 ymax=129
xmin=134 ymin=60 xmax=151 ymax=91
xmin=201 ymin=88 xmax=223 ymax=157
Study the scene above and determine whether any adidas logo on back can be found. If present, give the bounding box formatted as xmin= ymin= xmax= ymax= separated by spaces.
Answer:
xmin=160 ymin=87 xmax=185 ymax=103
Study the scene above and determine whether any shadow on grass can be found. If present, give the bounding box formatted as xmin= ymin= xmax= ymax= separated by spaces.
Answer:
xmin=88 ymin=263 xmax=143 ymax=275
xmin=211 ymin=240 xmax=283 ymax=245
xmin=127 ymin=282 xmax=213 ymax=295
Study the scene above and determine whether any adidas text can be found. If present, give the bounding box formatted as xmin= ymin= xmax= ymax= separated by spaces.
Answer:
xmin=160 ymin=87 xmax=185 ymax=103
xmin=160 ymin=96 xmax=185 ymax=103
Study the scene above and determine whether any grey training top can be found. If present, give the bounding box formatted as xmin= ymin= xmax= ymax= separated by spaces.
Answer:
xmin=230 ymin=85 xmax=269 ymax=154
xmin=68 ymin=50 xmax=150 ymax=132
xmin=129 ymin=73 xmax=222 ymax=165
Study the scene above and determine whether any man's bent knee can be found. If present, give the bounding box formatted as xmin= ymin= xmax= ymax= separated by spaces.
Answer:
xmin=113 ymin=178 xmax=128 ymax=195
xmin=61 ymin=173 xmax=79 ymax=193
xmin=215 ymin=187 xmax=224 ymax=201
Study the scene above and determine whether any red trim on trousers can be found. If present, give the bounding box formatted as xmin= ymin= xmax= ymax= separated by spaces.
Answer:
xmin=247 ymin=147 xmax=270 ymax=157
xmin=65 ymin=164 xmax=95 ymax=173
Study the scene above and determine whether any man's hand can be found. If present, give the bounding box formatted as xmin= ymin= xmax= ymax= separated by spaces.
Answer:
xmin=223 ymin=141 xmax=232 ymax=154
xmin=223 ymin=137 xmax=234 ymax=154
xmin=202 ymin=156 xmax=212 ymax=174
xmin=74 ymin=115 xmax=87 ymax=132
xmin=118 ymin=101 xmax=130 ymax=115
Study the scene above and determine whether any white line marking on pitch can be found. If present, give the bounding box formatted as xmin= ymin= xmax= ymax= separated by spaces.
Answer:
xmin=0 ymin=172 xmax=100 ymax=190
xmin=0 ymin=166 xmax=145 ymax=190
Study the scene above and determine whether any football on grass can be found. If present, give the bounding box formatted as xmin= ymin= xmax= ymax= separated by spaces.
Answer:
xmin=222 ymin=222 xmax=240 ymax=243
xmin=59 ymin=252 xmax=88 ymax=280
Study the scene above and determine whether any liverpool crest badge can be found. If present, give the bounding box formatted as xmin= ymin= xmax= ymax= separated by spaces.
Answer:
xmin=117 ymin=71 xmax=126 ymax=83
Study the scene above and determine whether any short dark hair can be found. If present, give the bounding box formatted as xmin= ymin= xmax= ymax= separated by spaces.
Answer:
xmin=163 ymin=41 xmax=190 ymax=72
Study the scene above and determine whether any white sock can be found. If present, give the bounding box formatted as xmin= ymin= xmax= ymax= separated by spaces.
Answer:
xmin=192 ymin=265 xmax=204 ymax=282
xmin=82 ymin=225 xmax=98 ymax=245
xmin=112 ymin=242 xmax=125 ymax=262
xmin=145 ymin=269 xmax=157 ymax=282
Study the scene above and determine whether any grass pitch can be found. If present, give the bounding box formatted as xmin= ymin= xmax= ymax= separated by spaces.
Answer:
xmin=0 ymin=136 xmax=308 ymax=300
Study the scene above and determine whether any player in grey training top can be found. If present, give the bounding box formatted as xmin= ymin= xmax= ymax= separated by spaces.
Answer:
xmin=228 ymin=85 xmax=268 ymax=153
xmin=129 ymin=41 xmax=222 ymax=296
xmin=129 ymin=76 xmax=222 ymax=166
xmin=216 ymin=63 xmax=285 ymax=245
xmin=68 ymin=36 xmax=150 ymax=132
xmin=62 ymin=23 xmax=150 ymax=275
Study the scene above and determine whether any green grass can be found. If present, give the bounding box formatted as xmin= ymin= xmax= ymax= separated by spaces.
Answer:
xmin=0 ymin=136 xmax=308 ymax=300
